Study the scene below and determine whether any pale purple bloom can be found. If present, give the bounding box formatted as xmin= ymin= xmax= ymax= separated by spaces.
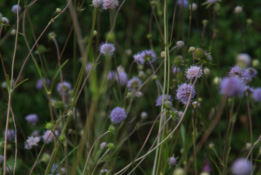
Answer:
xmin=203 ymin=163 xmax=211 ymax=172
xmin=85 ymin=63 xmax=92 ymax=72
xmin=156 ymin=94 xmax=172 ymax=106
xmin=0 ymin=155 xmax=3 ymax=164
xmin=109 ymin=107 xmax=127 ymax=124
xmin=51 ymin=163 xmax=58 ymax=173
xmin=207 ymin=0 xmax=219 ymax=3
xmin=103 ymin=0 xmax=118 ymax=9
xmin=228 ymin=66 xmax=244 ymax=77
xmin=172 ymin=67 xmax=180 ymax=74
xmin=168 ymin=157 xmax=176 ymax=166
xmin=92 ymin=0 xmax=103 ymax=8
xmin=243 ymin=67 xmax=257 ymax=82
xmin=252 ymin=88 xmax=261 ymax=102
xmin=133 ymin=50 xmax=156 ymax=64
xmin=177 ymin=0 xmax=188 ymax=7
xmin=127 ymin=77 xmax=142 ymax=92
xmin=115 ymin=70 xmax=128 ymax=85
xmin=237 ymin=53 xmax=251 ymax=67
xmin=186 ymin=65 xmax=202 ymax=80
xmin=176 ymin=83 xmax=196 ymax=104
xmin=232 ymin=159 xmax=252 ymax=175
xmin=1 ymin=17 xmax=9 ymax=25
xmin=220 ymin=76 xmax=245 ymax=97
xmin=11 ymin=4 xmax=22 ymax=14
xmin=4 ymin=129 xmax=15 ymax=141
xmin=36 ymin=78 xmax=50 ymax=90
xmin=100 ymin=43 xmax=115 ymax=56
xmin=25 ymin=114 xmax=38 ymax=125
xmin=56 ymin=81 xmax=72 ymax=96
xmin=24 ymin=136 xmax=40 ymax=149
xmin=42 ymin=130 xmax=59 ymax=143
xmin=100 ymin=169 xmax=109 ymax=175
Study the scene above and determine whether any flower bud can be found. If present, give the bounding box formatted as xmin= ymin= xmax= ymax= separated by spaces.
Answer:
xmin=234 ymin=6 xmax=243 ymax=14
xmin=195 ymin=48 xmax=205 ymax=59
xmin=100 ymin=142 xmax=107 ymax=149
xmin=161 ymin=51 xmax=166 ymax=58
xmin=140 ymin=112 xmax=148 ymax=119
xmin=108 ymin=125 xmax=116 ymax=134
xmin=107 ymin=143 xmax=115 ymax=150
xmin=168 ymin=157 xmax=177 ymax=166
xmin=176 ymin=40 xmax=185 ymax=49
xmin=45 ymin=122 xmax=54 ymax=130
xmin=1 ymin=17 xmax=9 ymax=25
xmin=59 ymin=134 xmax=66 ymax=142
xmin=106 ymin=32 xmax=115 ymax=42
xmin=48 ymin=32 xmax=56 ymax=40
xmin=56 ymin=8 xmax=61 ymax=13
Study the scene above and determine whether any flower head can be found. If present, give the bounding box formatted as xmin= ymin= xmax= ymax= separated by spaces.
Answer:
xmin=100 ymin=43 xmax=115 ymax=56
xmin=115 ymin=66 xmax=128 ymax=85
xmin=1 ymin=17 xmax=9 ymax=25
xmin=133 ymin=50 xmax=156 ymax=64
xmin=252 ymin=88 xmax=261 ymax=102
xmin=25 ymin=114 xmax=38 ymax=125
xmin=220 ymin=76 xmax=245 ymax=97
xmin=156 ymin=94 xmax=172 ymax=106
xmin=232 ymin=158 xmax=252 ymax=175
xmin=236 ymin=53 xmax=251 ymax=67
xmin=24 ymin=136 xmax=40 ymax=149
xmin=168 ymin=157 xmax=177 ymax=166
xmin=92 ymin=0 xmax=103 ymax=8
xmin=109 ymin=107 xmax=127 ymax=124
xmin=85 ymin=63 xmax=92 ymax=73
xmin=172 ymin=67 xmax=180 ymax=74
xmin=229 ymin=66 xmax=244 ymax=77
xmin=11 ymin=4 xmax=22 ymax=14
xmin=207 ymin=0 xmax=219 ymax=3
xmin=186 ymin=65 xmax=202 ymax=80
xmin=103 ymin=0 xmax=119 ymax=10
xmin=4 ymin=129 xmax=15 ymax=141
xmin=176 ymin=83 xmax=196 ymax=104
xmin=243 ymin=67 xmax=257 ymax=82
xmin=36 ymin=78 xmax=50 ymax=90
xmin=42 ymin=130 xmax=59 ymax=143
xmin=127 ymin=77 xmax=142 ymax=92
xmin=177 ymin=0 xmax=188 ymax=7
xmin=56 ymin=81 xmax=72 ymax=96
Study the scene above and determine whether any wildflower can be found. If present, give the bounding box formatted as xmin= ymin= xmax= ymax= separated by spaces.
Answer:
xmin=85 ymin=63 xmax=92 ymax=72
xmin=172 ymin=67 xmax=180 ymax=74
xmin=1 ymin=17 xmax=9 ymax=25
xmin=177 ymin=0 xmax=188 ymax=7
xmin=243 ymin=68 xmax=257 ymax=82
xmin=100 ymin=43 xmax=115 ymax=56
xmin=234 ymin=6 xmax=243 ymax=14
xmin=11 ymin=4 xmax=22 ymax=14
xmin=156 ymin=94 xmax=172 ymax=106
xmin=133 ymin=50 xmax=156 ymax=64
xmin=36 ymin=78 xmax=50 ymax=90
xmin=176 ymin=40 xmax=185 ymax=49
xmin=109 ymin=107 xmax=127 ymax=124
xmin=108 ymin=71 xmax=116 ymax=81
xmin=186 ymin=65 xmax=202 ymax=80
xmin=56 ymin=81 xmax=72 ymax=96
xmin=100 ymin=169 xmax=109 ymax=175
xmin=220 ymin=76 xmax=245 ymax=97
xmin=92 ymin=0 xmax=103 ymax=8
xmin=4 ymin=129 xmax=15 ymax=141
xmin=100 ymin=142 xmax=107 ymax=149
xmin=140 ymin=112 xmax=148 ymax=119
xmin=103 ymin=0 xmax=119 ymax=10
xmin=115 ymin=66 xmax=128 ymax=85
xmin=25 ymin=114 xmax=38 ymax=125
xmin=24 ymin=136 xmax=40 ymax=149
xmin=42 ymin=130 xmax=59 ymax=143
xmin=228 ymin=66 xmax=244 ymax=77
xmin=236 ymin=53 xmax=251 ymax=67
xmin=168 ymin=157 xmax=177 ymax=166
xmin=252 ymin=88 xmax=261 ymax=102
xmin=207 ymin=0 xmax=219 ymax=3
xmin=176 ymin=83 xmax=196 ymax=105
xmin=173 ymin=167 xmax=186 ymax=175
xmin=189 ymin=3 xmax=197 ymax=11
xmin=203 ymin=68 xmax=211 ymax=76
xmin=0 ymin=155 xmax=4 ymax=164
xmin=231 ymin=158 xmax=252 ymax=175
xmin=203 ymin=163 xmax=211 ymax=173
xmin=127 ymin=77 xmax=142 ymax=92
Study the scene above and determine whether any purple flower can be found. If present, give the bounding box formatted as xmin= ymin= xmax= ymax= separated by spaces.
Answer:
xmin=168 ymin=157 xmax=177 ymax=166
xmin=252 ymin=88 xmax=261 ymax=102
xmin=11 ymin=4 xmax=22 ymax=14
xmin=177 ymin=0 xmax=188 ymax=7
xmin=176 ymin=83 xmax=196 ymax=105
xmin=85 ymin=63 xmax=92 ymax=73
xmin=25 ymin=114 xmax=38 ymax=125
xmin=42 ymin=130 xmax=59 ymax=143
xmin=4 ymin=129 xmax=15 ymax=141
xmin=207 ymin=0 xmax=219 ymax=3
xmin=92 ymin=0 xmax=103 ymax=8
xmin=1 ymin=17 xmax=9 ymax=25
xmin=127 ymin=77 xmax=142 ymax=92
xmin=24 ymin=136 xmax=40 ymax=149
xmin=0 ymin=155 xmax=3 ymax=164
xmin=108 ymin=71 xmax=116 ymax=81
xmin=186 ymin=65 xmax=202 ymax=80
xmin=56 ymin=81 xmax=72 ymax=96
xmin=100 ymin=43 xmax=115 ymax=56
xmin=109 ymin=107 xmax=127 ymax=124
xmin=203 ymin=163 xmax=211 ymax=173
xmin=156 ymin=94 xmax=172 ymax=106
xmin=228 ymin=66 xmax=244 ymax=77
xmin=36 ymin=78 xmax=50 ymax=90
xmin=232 ymin=159 xmax=252 ymax=175
xmin=243 ymin=67 xmax=257 ymax=82
xmin=172 ymin=67 xmax=180 ymax=74
xmin=220 ymin=76 xmax=245 ymax=97
xmin=115 ymin=66 xmax=128 ymax=85
xmin=103 ymin=0 xmax=118 ymax=10
xmin=133 ymin=50 xmax=156 ymax=64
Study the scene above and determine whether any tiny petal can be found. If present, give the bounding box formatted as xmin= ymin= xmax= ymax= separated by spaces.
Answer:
xmin=156 ymin=94 xmax=172 ymax=106
xmin=24 ymin=136 xmax=40 ymax=149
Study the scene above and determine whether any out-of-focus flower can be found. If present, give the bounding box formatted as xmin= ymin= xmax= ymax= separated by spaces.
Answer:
xmin=42 ymin=130 xmax=59 ymax=143
xmin=24 ymin=136 xmax=40 ymax=149
xmin=177 ymin=0 xmax=188 ymax=7
xmin=36 ymin=78 xmax=50 ymax=90
xmin=92 ymin=0 xmax=103 ymax=8
xmin=133 ymin=50 xmax=156 ymax=64
xmin=100 ymin=43 xmax=115 ymax=56
xmin=176 ymin=83 xmax=196 ymax=105
xmin=231 ymin=158 xmax=252 ymax=175
xmin=85 ymin=63 xmax=92 ymax=73
xmin=236 ymin=53 xmax=251 ymax=68
xmin=11 ymin=4 xmax=22 ymax=14
xmin=127 ymin=77 xmax=142 ymax=92
xmin=25 ymin=114 xmax=38 ymax=125
xmin=156 ymin=94 xmax=172 ymax=106
xmin=220 ymin=76 xmax=245 ymax=97
xmin=234 ymin=6 xmax=243 ymax=14
xmin=56 ymin=81 xmax=72 ymax=96
xmin=186 ymin=65 xmax=202 ymax=80
xmin=168 ymin=157 xmax=177 ymax=166
xmin=4 ymin=129 xmax=15 ymax=141
xmin=103 ymin=0 xmax=119 ymax=10
xmin=252 ymin=88 xmax=261 ymax=102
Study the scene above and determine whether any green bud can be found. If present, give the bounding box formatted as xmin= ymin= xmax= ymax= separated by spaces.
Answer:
xmin=151 ymin=75 xmax=158 ymax=80
xmin=246 ymin=19 xmax=253 ymax=25
xmin=173 ymin=167 xmax=186 ymax=175
xmin=48 ymin=32 xmax=56 ymax=40
xmin=106 ymin=32 xmax=115 ymax=42
xmin=53 ymin=101 xmax=65 ymax=109
xmin=126 ymin=92 xmax=132 ymax=98
xmin=93 ymin=30 xmax=97 ymax=36
xmin=252 ymin=59 xmax=259 ymax=67
xmin=146 ymin=33 xmax=152 ymax=39
xmin=108 ymin=125 xmax=116 ymax=134
xmin=151 ymin=1 xmax=157 ymax=6
xmin=214 ymin=4 xmax=220 ymax=12
xmin=194 ymin=48 xmax=205 ymax=60
xmin=56 ymin=8 xmax=61 ymax=13
xmin=45 ymin=122 xmax=54 ymax=130
xmin=42 ymin=153 xmax=51 ymax=163
xmin=107 ymin=143 xmax=115 ymax=150
xmin=208 ymin=143 xmax=215 ymax=149
xmin=173 ymin=55 xmax=183 ymax=65
xmin=202 ymin=19 xmax=208 ymax=26
xmin=164 ymin=101 xmax=173 ymax=109
xmin=10 ymin=29 xmax=16 ymax=36
xmin=161 ymin=51 xmax=166 ymax=58
xmin=59 ymin=134 xmax=66 ymax=142
xmin=188 ymin=46 xmax=196 ymax=52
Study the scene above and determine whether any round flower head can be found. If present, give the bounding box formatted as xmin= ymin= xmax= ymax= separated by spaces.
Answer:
xmin=231 ymin=158 xmax=252 ymax=175
xmin=109 ymin=107 xmax=127 ymax=124
xmin=25 ymin=114 xmax=38 ymax=125
xmin=24 ymin=136 xmax=40 ymax=149
xmin=85 ymin=63 xmax=92 ymax=73
xmin=133 ymin=50 xmax=156 ymax=64
xmin=108 ymin=71 xmax=116 ymax=81
xmin=243 ymin=67 xmax=257 ymax=82
xmin=168 ymin=157 xmax=177 ymax=166
xmin=177 ymin=0 xmax=188 ymax=7
xmin=103 ymin=0 xmax=119 ymax=10
xmin=236 ymin=53 xmax=251 ymax=67
xmin=207 ymin=0 xmax=219 ymax=3
xmin=189 ymin=3 xmax=197 ymax=11
xmin=1 ymin=17 xmax=9 ymax=25
xmin=172 ymin=67 xmax=180 ymax=74
xmin=176 ymin=40 xmax=185 ymax=49
xmin=11 ymin=4 xmax=22 ymax=14
xmin=4 ymin=129 xmax=15 ymax=141
xmin=42 ymin=130 xmax=59 ymax=143
xmin=228 ymin=66 xmax=244 ymax=77
xmin=220 ymin=76 xmax=245 ymax=97
xmin=134 ymin=52 xmax=145 ymax=64
xmin=0 ymin=155 xmax=4 ymax=164
xmin=127 ymin=77 xmax=142 ymax=92
xmin=176 ymin=83 xmax=196 ymax=105
xmin=186 ymin=65 xmax=203 ymax=80
xmin=36 ymin=78 xmax=50 ymax=90
xmin=156 ymin=94 xmax=172 ymax=106
xmin=92 ymin=0 xmax=103 ymax=8
xmin=115 ymin=67 xmax=128 ymax=85
xmin=56 ymin=81 xmax=72 ymax=96
xmin=234 ymin=6 xmax=243 ymax=14
xmin=252 ymin=88 xmax=261 ymax=102
xmin=100 ymin=169 xmax=109 ymax=175
xmin=100 ymin=43 xmax=115 ymax=57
